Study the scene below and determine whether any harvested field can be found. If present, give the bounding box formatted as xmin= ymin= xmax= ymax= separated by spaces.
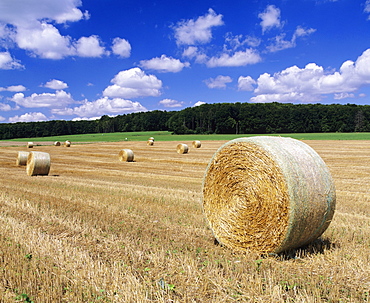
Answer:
xmin=0 ymin=140 xmax=369 ymax=302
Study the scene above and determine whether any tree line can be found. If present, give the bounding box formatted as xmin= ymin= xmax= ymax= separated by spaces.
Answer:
xmin=1 ymin=103 xmax=370 ymax=140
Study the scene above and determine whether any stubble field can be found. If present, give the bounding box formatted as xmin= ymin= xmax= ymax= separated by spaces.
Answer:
xmin=0 ymin=139 xmax=369 ymax=302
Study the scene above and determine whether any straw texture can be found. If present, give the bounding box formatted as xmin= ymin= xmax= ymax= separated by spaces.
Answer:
xmin=119 ymin=149 xmax=134 ymax=162
xmin=202 ymin=136 xmax=336 ymax=253
xmin=16 ymin=151 xmax=29 ymax=166
xmin=26 ymin=151 xmax=51 ymax=176
xmin=192 ymin=140 xmax=201 ymax=148
xmin=177 ymin=143 xmax=189 ymax=154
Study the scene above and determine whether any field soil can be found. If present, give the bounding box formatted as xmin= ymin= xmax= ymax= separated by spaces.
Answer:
xmin=0 ymin=140 xmax=369 ymax=302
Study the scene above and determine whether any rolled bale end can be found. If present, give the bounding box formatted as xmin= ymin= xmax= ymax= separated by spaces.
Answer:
xmin=26 ymin=151 xmax=51 ymax=176
xmin=16 ymin=151 xmax=29 ymax=166
xmin=64 ymin=140 xmax=71 ymax=147
xmin=147 ymin=139 xmax=154 ymax=146
xmin=54 ymin=141 xmax=61 ymax=146
xmin=119 ymin=149 xmax=134 ymax=162
xmin=202 ymin=136 xmax=336 ymax=254
xmin=27 ymin=142 xmax=34 ymax=148
xmin=192 ymin=140 xmax=201 ymax=148
xmin=177 ymin=143 xmax=189 ymax=154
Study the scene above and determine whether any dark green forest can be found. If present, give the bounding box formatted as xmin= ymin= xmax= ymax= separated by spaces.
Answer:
xmin=1 ymin=102 xmax=370 ymax=140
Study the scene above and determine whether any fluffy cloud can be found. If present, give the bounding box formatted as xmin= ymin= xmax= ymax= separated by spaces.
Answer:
xmin=0 ymin=85 xmax=26 ymax=92
xmin=11 ymin=90 xmax=74 ymax=108
xmin=0 ymin=103 xmax=19 ymax=111
xmin=0 ymin=0 xmax=108 ymax=59
xmin=238 ymin=76 xmax=256 ymax=91
xmin=250 ymin=48 xmax=370 ymax=103
xmin=365 ymin=0 xmax=370 ymax=19
xmin=140 ymin=55 xmax=190 ymax=73
xmin=74 ymin=35 xmax=107 ymax=57
xmin=193 ymin=101 xmax=206 ymax=107
xmin=182 ymin=46 xmax=208 ymax=63
xmin=173 ymin=8 xmax=224 ymax=45
xmin=8 ymin=112 xmax=48 ymax=123
xmin=52 ymin=97 xmax=147 ymax=117
xmin=103 ymin=68 xmax=162 ymax=98
xmin=207 ymin=49 xmax=261 ymax=67
xmin=158 ymin=99 xmax=184 ymax=108
xmin=112 ymin=37 xmax=131 ymax=58
xmin=43 ymin=79 xmax=68 ymax=90
xmin=204 ymin=75 xmax=232 ymax=89
xmin=0 ymin=51 xmax=23 ymax=69
xmin=266 ymin=26 xmax=316 ymax=53
xmin=259 ymin=5 xmax=282 ymax=33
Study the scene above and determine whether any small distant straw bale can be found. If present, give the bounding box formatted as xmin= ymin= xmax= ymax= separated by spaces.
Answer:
xmin=64 ymin=140 xmax=71 ymax=147
xmin=192 ymin=140 xmax=201 ymax=148
xmin=202 ymin=136 xmax=336 ymax=254
xmin=54 ymin=141 xmax=61 ymax=146
xmin=27 ymin=142 xmax=33 ymax=148
xmin=16 ymin=151 xmax=29 ymax=166
xmin=177 ymin=143 xmax=188 ymax=154
xmin=119 ymin=149 xmax=134 ymax=162
xmin=149 ymin=137 xmax=154 ymax=141
xmin=26 ymin=151 xmax=51 ymax=176
xmin=147 ymin=139 xmax=154 ymax=146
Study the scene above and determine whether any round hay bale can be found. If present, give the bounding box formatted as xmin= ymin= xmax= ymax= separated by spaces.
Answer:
xmin=147 ymin=139 xmax=154 ymax=146
xmin=192 ymin=140 xmax=201 ymax=148
xmin=26 ymin=151 xmax=51 ymax=176
xmin=177 ymin=143 xmax=188 ymax=154
xmin=64 ymin=140 xmax=71 ymax=147
xmin=149 ymin=137 xmax=154 ymax=141
xmin=16 ymin=151 xmax=29 ymax=166
xmin=119 ymin=149 xmax=134 ymax=162
xmin=27 ymin=142 xmax=33 ymax=148
xmin=54 ymin=141 xmax=61 ymax=146
xmin=202 ymin=136 xmax=336 ymax=254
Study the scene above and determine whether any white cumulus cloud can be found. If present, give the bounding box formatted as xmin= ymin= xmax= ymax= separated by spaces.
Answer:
xmin=250 ymin=48 xmax=370 ymax=103
xmin=0 ymin=51 xmax=24 ymax=69
xmin=0 ymin=0 xmax=107 ymax=59
xmin=43 ymin=79 xmax=68 ymax=90
xmin=207 ymin=49 xmax=261 ymax=67
xmin=159 ymin=99 xmax=184 ymax=108
xmin=11 ymin=90 xmax=74 ymax=108
xmin=140 ymin=55 xmax=190 ymax=73
xmin=204 ymin=75 xmax=232 ymax=89
xmin=8 ymin=112 xmax=48 ymax=123
xmin=52 ymin=97 xmax=147 ymax=117
xmin=238 ymin=76 xmax=256 ymax=91
xmin=103 ymin=67 xmax=162 ymax=99
xmin=259 ymin=5 xmax=282 ymax=33
xmin=173 ymin=8 xmax=224 ymax=45
xmin=193 ymin=101 xmax=206 ymax=107
xmin=0 ymin=85 xmax=26 ymax=92
xmin=74 ymin=35 xmax=107 ymax=57
xmin=112 ymin=37 xmax=131 ymax=58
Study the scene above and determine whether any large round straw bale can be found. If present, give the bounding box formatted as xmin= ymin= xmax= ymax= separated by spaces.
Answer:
xmin=27 ymin=142 xmax=33 ymax=148
xmin=64 ymin=140 xmax=71 ymax=147
xmin=16 ymin=151 xmax=29 ymax=166
xmin=54 ymin=141 xmax=61 ymax=146
xmin=26 ymin=151 xmax=51 ymax=176
xmin=119 ymin=149 xmax=134 ymax=162
xmin=192 ymin=140 xmax=201 ymax=148
xmin=177 ymin=143 xmax=188 ymax=154
xmin=147 ymin=139 xmax=154 ymax=146
xmin=202 ymin=136 xmax=336 ymax=254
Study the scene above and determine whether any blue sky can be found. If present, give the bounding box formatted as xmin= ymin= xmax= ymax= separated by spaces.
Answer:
xmin=1 ymin=0 xmax=370 ymax=123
